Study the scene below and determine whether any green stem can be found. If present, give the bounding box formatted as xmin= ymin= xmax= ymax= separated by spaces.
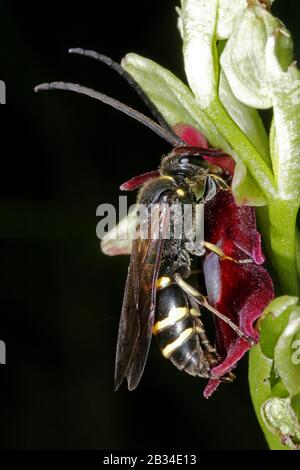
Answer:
xmin=250 ymin=201 xmax=299 ymax=450
xmin=207 ymin=100 xmax=276 ymax=200
xmin=268 ymin=200 xmax=299 ymax=296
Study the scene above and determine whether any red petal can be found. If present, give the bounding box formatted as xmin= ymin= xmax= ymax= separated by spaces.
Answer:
xmin=120 ymin=170 xmax=160 ymax=191
xmin=204 ymin=191 xmax=265 ymax=264
xmin=203 ymin=255 xmax=273 ymax=397
xmin=203 ymin=191 xmax=274 ymax=397
xmin=174 ymin=123 xmax=235 ymax=176
xmin=203 ymin=379 xmax=221 ymax=399
xmin=173 ymin=123 xmax=208 ymax=147
xmin=205 ymin=155 xmax=235 ymax=177
xmin=173 ymin=123 xmax=274 ymax=397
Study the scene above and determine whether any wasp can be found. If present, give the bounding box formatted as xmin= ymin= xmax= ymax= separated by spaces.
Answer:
xmin=35 ymin=49 xmax=254 ymax=391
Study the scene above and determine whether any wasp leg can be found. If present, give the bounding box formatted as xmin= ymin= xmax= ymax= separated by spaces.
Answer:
xmin=194 ymin=316 xmax=223 ymax=372
xmin=202 ymin=241 xmax=253 ymax=265
xmin=194 ymin=316 xmax=237 ymax=382
xmin=195 ymin=318 xmax=236 ymax=382
xmin=195 ymin=318 xmax=216 ymax=355
xmin=209 ymin=173 xmax=231 ymax=191
xmin=220 ymin=372 xmax=236 ymax=383
xmin=196 ymin=317 xmax=236 ymax=382
xmin=174 ymin=273 xmax=255 ymax=346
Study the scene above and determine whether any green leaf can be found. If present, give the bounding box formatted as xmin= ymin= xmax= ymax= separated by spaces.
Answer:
xmin=231 ymin=161 xmax=266 ymax=206
xmin=291 ymin=392 xmax=300 ymax=422
xmin=271 ymin=380 xmax=290 ymax=399
xmin=122 ymin=53 xmax=230 ymax=150
xmin=262 ymin=397 xmax=300 ymax=449
xmin=274 ymin=309 xmax=300 ymax=395
xmin=259 ymin=296 xmax=298 ymax=359
xmin=249 ymin=295 xmax=300 ymax=449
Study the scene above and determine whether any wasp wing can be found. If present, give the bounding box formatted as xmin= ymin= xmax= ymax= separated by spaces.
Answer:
xmin=114 ymin=202 xmax=170 ymax=391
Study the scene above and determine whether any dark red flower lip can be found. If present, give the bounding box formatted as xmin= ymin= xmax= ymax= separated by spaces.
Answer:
xmin=120 ymin=170 xmax=160 ymax=191
xmin=174 ymin=123 xmax=274 ymax=398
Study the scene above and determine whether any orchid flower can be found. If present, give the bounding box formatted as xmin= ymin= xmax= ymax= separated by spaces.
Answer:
xmin=102 ymin=0 xmax=300 ymax=449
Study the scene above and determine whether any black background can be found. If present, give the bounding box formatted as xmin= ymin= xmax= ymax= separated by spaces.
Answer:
xmin=0 ymin=0 xmax=298 ymax=450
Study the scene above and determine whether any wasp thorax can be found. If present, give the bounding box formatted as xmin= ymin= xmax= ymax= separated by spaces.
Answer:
xmin=160 ymin=150 xmax=211 ymax=179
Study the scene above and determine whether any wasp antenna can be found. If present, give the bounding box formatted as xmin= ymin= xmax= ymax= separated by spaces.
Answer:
xmin=34 ymin=81 xmax=180 ymax=146
xmin=68 ymin=47 xmax=184 ymax=147
xmin=68 ymin=48 xmax=116 ymax=69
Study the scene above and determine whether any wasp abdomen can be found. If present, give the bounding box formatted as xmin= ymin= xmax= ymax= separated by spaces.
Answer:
xmin=153 ymin=281 xmax=212 ymax=378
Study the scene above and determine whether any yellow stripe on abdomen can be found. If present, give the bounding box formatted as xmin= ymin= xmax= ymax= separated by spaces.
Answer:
xmin=162 ymin=327 xmax=194 ymax=358
xmin=152 ymin=307 xmax=188 ymax=335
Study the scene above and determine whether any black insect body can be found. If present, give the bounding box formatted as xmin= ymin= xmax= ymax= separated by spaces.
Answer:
xmin=116 ymin=149 xmax=217 ymax=389
xmin=155 ymin=283 xmax=221 ymax=378
xmin=114 ymin=146 xmax=254 ymax=390
xmin=35 ymin=48 xmax=254 ymax=391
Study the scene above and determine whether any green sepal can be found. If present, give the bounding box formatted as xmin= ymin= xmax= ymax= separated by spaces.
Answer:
xmin=122 ymin=53 xmax=229 ymax=150
xmin=259 ymin=296 xmax=298 ymax=359
xmin=221 ymin=4 xmax=300 ymax=202
xmin=249 ymin=344 xmax=288 ymax=450
xmin=274 ymin=309 xmax=300 ymax=395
